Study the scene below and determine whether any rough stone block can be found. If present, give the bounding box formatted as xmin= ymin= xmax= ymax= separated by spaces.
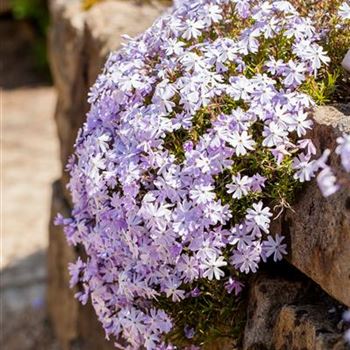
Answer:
xmin=281 ymin=104 xmax=350 ymax=307
xmin=243 ymin=269 xmax=347 ymax=350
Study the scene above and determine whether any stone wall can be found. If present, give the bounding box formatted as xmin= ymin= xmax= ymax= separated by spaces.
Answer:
xmin=47 ymin=1 xmax=350 ymax=349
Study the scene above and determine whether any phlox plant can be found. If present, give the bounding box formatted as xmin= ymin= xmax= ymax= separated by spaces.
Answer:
xmin=57 ymin=0 xmax=350 ymax=349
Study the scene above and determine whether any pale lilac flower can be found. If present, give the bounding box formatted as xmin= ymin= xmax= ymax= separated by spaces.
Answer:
xmin=292 ymin=153 xmax=316 ymax=182
xmin=303 ymin=44 xmax=330 ymax=73
xmin=262 ymin=122 xmax=288 ymax=148
xmin=298 ymin=139 xmax=317 ymax=156
xmin=290 ymin=111 xmax=313 ymax=137
xmin=231 ymin=243 xmax=261 ymax=274
xmin=203 ymin=4 xmax=223 ymax=25
xmin=232 ymin=0 xmax=251 ymax=18
xmin=226 ymin=173 xmax=252 ymax=199
xmin=284 ymin=60 xmax=306 ymax=86
xmin=339 ymin=2 xmax=350 ymax=20
xmin=317 ymin=167 xmax=340 ymax=197
xmin=190 ymin=183 xmax=216 ymax=204
xmin=263 ymin=234 xmax=287 ymax=262
xmin=201 ymin=253 xmax=227 ymax=281
xmin=246 ymin=202 xmax=272 ymax=235
xmin=265 ymin=57 xmax=285 ymax=75
xmin=229 ymin=224 xmax=253 ymax=250
xmin=164 ymin=278 xmax=186 ymax=302
xmin=182 ymin=19 xmax=205 ymax=40
xmin=336 ymin=134 xmax=350 ymax=172
xmin=225 ymin=278 xmax=244 ymax=295
xmin=229 ymin=130 xmax=256 ymax=156
xmin=250 ymin=173 xmax=266 ymax=192
xmin=177 ymin=255 xmax=199 ymax=282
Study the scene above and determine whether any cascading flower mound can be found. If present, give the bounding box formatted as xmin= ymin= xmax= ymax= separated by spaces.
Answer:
xmin=58 ymin=0 xmax=350 ymax=348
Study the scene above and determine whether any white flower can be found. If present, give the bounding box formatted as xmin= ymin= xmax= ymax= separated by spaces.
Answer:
xmin=182 ymin=19 xmax=205 ymax=40
xmin=201 ymin=253 xmax=227 ymax=280
xmin=226 ymin=173 xmax=252 ymax=199
xmin=339 ymin=2 xmax=350 ymax=20
xmin=302 ymin=44 xmax=330 ymax=73
xmin=317 ymin=167 xmax=339 ymax=197
xmin=229 ymin=131 xmax=256 ymax=156
xmin=336 ymin=134 xmax=350 ymax=172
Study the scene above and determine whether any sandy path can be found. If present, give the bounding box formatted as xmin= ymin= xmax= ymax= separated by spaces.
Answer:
xmin=1 ymin=17 xmax=61 ymax=350
xmin=2 ymin=86 xmax=59 ymax=269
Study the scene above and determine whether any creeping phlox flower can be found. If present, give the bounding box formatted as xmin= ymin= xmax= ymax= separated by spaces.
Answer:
xmin=339 ymin=1 xmax=350 ymax=20
xmin=59 ymin=0 xmax=350 ymax=348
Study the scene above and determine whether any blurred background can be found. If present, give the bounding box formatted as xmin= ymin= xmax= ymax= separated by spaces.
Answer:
xmin=1 ymin=0 xmax=60 ymax=348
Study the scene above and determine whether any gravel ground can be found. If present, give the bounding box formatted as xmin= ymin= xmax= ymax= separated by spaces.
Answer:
xmin=1 ymin=16 xmax=61 ymax=350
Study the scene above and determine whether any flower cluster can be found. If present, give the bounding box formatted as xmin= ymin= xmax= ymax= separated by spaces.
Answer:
xmin=58 ymin=0 xmax=350 ymax=348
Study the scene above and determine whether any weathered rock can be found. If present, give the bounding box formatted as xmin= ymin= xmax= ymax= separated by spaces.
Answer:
xmin=243 ymin=269 xmax=347 ymax=350
xmin=47 ymin=180 xmax=79 ymax=350
xmin=48 ymin=0 xmax=87 ymax=196
xmin=48 ymin=0 xmax=164 ymax=194
xmin=243 ymin=271 xmax=304 ymax=349
xmin=273 ymin=305 xmax=347 ymax=350
xmin=281 ymin=104 xmax=350 ymax=307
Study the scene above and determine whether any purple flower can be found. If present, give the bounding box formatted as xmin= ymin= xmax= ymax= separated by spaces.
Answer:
xmin=184 ymin=325 xmax=195 ymax=339
xmin=262 ymin=234 xmax=288 ymax=262
xmin=225 ymin=278 xmax=244 ymax=296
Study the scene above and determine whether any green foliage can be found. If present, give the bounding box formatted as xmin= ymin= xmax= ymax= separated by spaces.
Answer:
xmin=10 ymin=0 xmax=50 ymax=72
xmin=301 ymin=70 xmax=340 ymax=105
xmin=155 ymin=277 xmax=247 ymax=348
